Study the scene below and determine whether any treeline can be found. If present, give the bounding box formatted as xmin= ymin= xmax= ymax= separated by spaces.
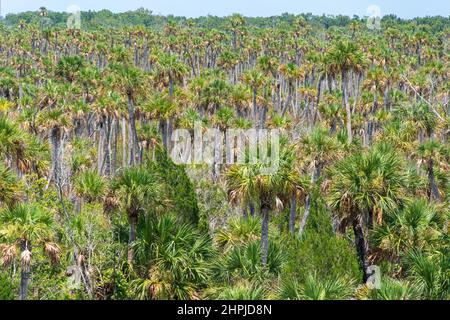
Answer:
xmin=1 ymin=8 xmax=449 ymax=32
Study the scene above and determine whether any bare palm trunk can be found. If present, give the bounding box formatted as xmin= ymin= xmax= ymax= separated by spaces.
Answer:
xmin=252 ymin=87 xmax=258 ymax=125
xmin=50 ymin=127 xmax=62 ymax=186
xmin=159 ymin=119 xmax=168 ymax=150
xmin=127 ymin=95 xmax=139 ymax=166
xmin=128 ymin=214 xmax=138 ymax=264
xmin=19 ymin=244 xmax=31 ymax=300
xmin=342 ymin=71 xmax=352 ymax=143
xmin=353 ymin=216 xmax=369 ymax=283
xmin=249 ymin=202 xmax=255 ymax=217
xmin=299 ymin=165 xmax=321 ymax=236
xmin=289 ymin=195 xmax=297 ymax=234
xmin=121 ymin=117 xmax=127 ymax=168
xmin=428 ymin=157 xmax=441 ymax=201
xmin=261 ymin=207 xmax=270 ymax=266
xmin=97 ymin=118 xmax=105 ymax=175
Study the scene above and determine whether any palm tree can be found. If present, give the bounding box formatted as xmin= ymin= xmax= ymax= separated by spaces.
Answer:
xmin=109 ymin=63 xmax=144 ymax=166
xmin=36 ymin=81 xmax=70 ymax=187
xmin=327 ymin=144 xmax=405 ymax=282
xmin=226 ymin=162 xmax=278 ymax=266
xmin=226 ymin=145 xmax=305 ymax=266
xmin=372 ymin=199 xmax=444 ymax=260
xmin=405 ymin=249 xmax=449 ymax=299
xmin=0 ymin=163 xmax=19 ymax=206
xmin=131 ymin=214 xmax=212 ymax=300
xmin=38 ymin=7 xmax=48 ymax=17
xmin=154 ymin=52 xmax=188 ymax=98
xmin=242 ymin=69 xmax=266 ymax=127
xmin=228 ymin=14 xmax=246 ymax=51
xmin=368 ymin=277 xmax=419 ymax=300
xmin=278 ymin=273 xmax=356 ymax=300
xmin=111 ymin=166 xmax=162 ymax=264
xmin=56 ymin=55 xmax=84 ymax=84
xmin=154 ymin=53 xmax=188 ymax=150
xmin=417 ymin=141 xmax=448 ymax=202
xmin=279 ymin=62 xmax=301 ymax=116
xmin=0 ymin=116 xmax=31 ymax=173
xmin=74 ymin=170 xmax=106 ymax=204
xmin=0 ymin=203 xmax=60 ymax=300
xmin=326 ymin=41 xmax=367 ymax=143
xmin=298 ymin=125 xmax=339 ymax=235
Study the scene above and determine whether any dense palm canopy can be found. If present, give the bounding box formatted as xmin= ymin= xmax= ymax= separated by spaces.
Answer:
xmin=0 ymin=9 xmax=448 ymax=300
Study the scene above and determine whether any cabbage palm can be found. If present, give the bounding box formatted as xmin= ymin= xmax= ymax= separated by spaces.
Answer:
xmin=327 ymin=144 xmax=406 ymax=282
xmin=74 ymin=170 xmax=106 ymax=204
xmin=226 ymin=145 xmax=305 ymax=266
xmin=368 ymin=277 xmax=419 ymax=300
xmin=405 ymin=250 xmax=449 ymax=299
xmin=242 ymin=69 xmax=266 ymax=127
xmin=0 ymin=164 xmax=20 ymax=206
xmin=131 ymin=214 xmax=213 ymax=300
xmin=326 ymin=41 xmax=367 ymax=143
xmin=417 ymin=141 xmax=448 ymax=202
xmin=0 ymin=116 xmax=31 ymax=173
xmin=278 ymin=273 xmax=356 ymax=300
xmin=109 ymin=63 xmax=144 ymax=166
xmin=0 ymin=203 xmax=60 ymax=300
xmin=298 ymin=125 xmax=339 ymax=235
xmin=372 ymin=199 xmax=444 ymax=259
xmin=111 ymin=166 xmax=162 ymax=264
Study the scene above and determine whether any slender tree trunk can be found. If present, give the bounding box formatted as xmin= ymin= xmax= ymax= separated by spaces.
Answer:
xmin=353 ymin=216 xmax=369 ymax=283
xmin=50 ymin=127 xmax=62 ymax=186
xmin=252 ymin=87 xmax=258 ymax=125
xmin=159 ymin=119 xmax=168 ymax=150
xmin=342 ymin=71 xmax=353 ymax=143
xmin=243 ymin=207 xmax=248 ymax=219
xmin=367 ymin=207 xmax=374 ymax=230
xmin=98 ymin=118 xmax=105 ymax=175
xmin=428 ymin=157 xmax=441 ymax=201
xmin=128 ymin=214 xmax=138 ymax=264
xmin=121 ymin=117 xmax=127 ymax=168
xmin=111 ymin=118 xmax=115 ymax=175
xmin=249 ymin=202 xmax=255 ymax=217
xmin=299 ymin=196 xmax=311 ymax=236
xmin=299 ymin=164 xmax=321 ymax=236
xmin=261 ymin=206 xmax=270 ymax=266
xmin=127 ymin=95 xmax=139 ymax=166
xmin=289 ymin=195 xmax=297 ymax=234
xmin=19 ymin=244 xmax=31 ymax=301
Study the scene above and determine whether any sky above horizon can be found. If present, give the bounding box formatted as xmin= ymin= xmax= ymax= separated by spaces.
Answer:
xmin=1 ymin=0 xmax=449 ymax=19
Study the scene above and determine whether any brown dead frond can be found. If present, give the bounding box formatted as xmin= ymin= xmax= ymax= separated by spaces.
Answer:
xmin=44 ymin=242 xmax=61 ymax=264
xmin=21 ymin=249 xmax=31 ymax=268
xmin=1 ymin=244 xmax=17 ymax=267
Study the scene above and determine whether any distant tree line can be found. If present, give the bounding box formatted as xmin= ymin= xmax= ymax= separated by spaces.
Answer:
xmin=1 ymin=8 xmax=449 ymax=33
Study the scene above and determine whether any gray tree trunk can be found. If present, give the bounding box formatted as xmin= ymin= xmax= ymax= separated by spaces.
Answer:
xmin=428 ymin=157 xmax=441 ymax=201
xmin=261 ymin=207 xmax=270 ymax=266
xmin=289 ymin=195 xmax=297 ymax=234
xmin=342 ymin=71 xmax=352 ymax=143
xmin=128 ymin=214 xmax=138 ymax=264
xmin=50 ymin=127 xmax=62 ymax=186
xmin=353 ymin=216 xmax=369 ymax=283
xmin=19 ymin=245 xmax=31 ymax=300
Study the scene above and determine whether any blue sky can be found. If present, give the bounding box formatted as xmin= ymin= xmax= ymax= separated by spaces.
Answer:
xmin=1 ymin=0 xmax=449 ymax=18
